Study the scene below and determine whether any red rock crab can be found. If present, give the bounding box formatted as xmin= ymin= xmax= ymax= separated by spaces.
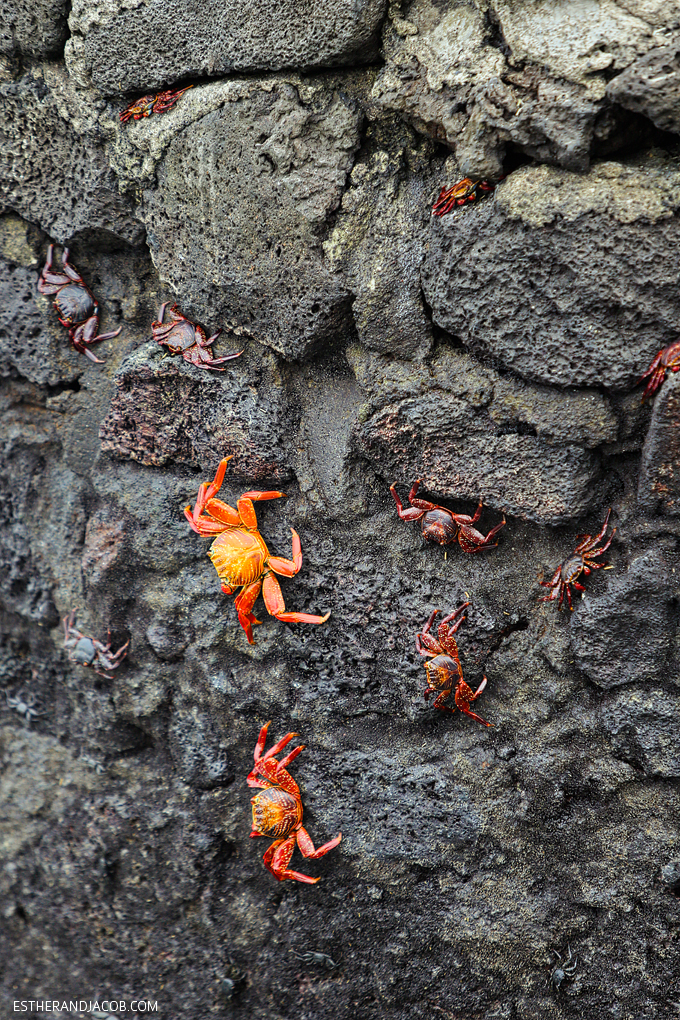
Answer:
xmin=416 ymin=603 xmax=493 ymax=726
xmin=638 ymin=341 xmax=680 ymax=401
xmin=152 ymin=302 xmax=244 ymax=371
xmin=540 ymin=510 xmax=615 ymax=610
xmin=390 ymin=480 xmax=506 ymax=551
xmin=38 ymin=245 xmax=122 ymax=362
xmin=119 ymin=85 xmax=193 ymax=123
xmin=247 ymin=722 xmax=342 ymax=884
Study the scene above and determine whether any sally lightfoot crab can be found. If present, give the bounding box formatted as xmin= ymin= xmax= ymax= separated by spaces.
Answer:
xmin=391 ymin=480 xmax=506 ymax=550
xmin=540 ymin=510 xmax=615 ymax=610
xmin=416 ymin=604 xmax=493 ymax=726
xmin=63 ymin=610 xmax=130 ymax=679
xmin=119 ymin=85 xmax=193 ymax=123
xmin=638 ymin=341 xmax=680 ymax=401
xmin=185 ymin=457 xmax=330 ymax=643
xmin=38 ymin=245 xmax=122 ymax=362
xmin=432 ymin=177 xmax=499 ymax=216
xmin=247 ymin=722 xmax=342 ymax=883
xmin=153 ymin=303 xmax=245 ymax=371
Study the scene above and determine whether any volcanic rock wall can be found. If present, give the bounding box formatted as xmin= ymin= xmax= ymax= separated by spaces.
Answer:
xmin=2 ymin=2 xmax=680 ymax=1017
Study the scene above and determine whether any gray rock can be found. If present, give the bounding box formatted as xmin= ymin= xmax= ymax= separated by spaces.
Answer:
xmin=349 ymin=345 xmax=612 ymax=522
xmin=638 ymin=371 xmax=680 ymax=515
xmin=0 ymin=0 xmax=68 ymax=58
xmin=599 ymin=688 xmax=680 ymax=778
xmin=571 ymin=548 xmax=679 ymax=689
xmin=421 ymin=159 xmax=680 ymax=390
xmin=0 ymin=66 xmax=143 ymax=247
xmin=65 ymin=0 xmax=387 ymax=95
xmin=99 ymin=342 xmax=292 ymax=481
xmin=169 ymin=708 xmax=234 ymax=788
xmin=607 ymin=43 xmax=680 ymax=135
xmin=129 ymin=78 xmax=360 ymax=360
xmin=372 ymin=0 xmax=677 ymax=176
xmin=324 ymin=115 xmax=438 ymax=358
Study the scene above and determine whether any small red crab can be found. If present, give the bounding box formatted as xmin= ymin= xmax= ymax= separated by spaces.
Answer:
xmin=638 ymin=341 xmax=680 ymax=401
xmin=119 ymin=85 xmax=193 ymax=123
xmin=390 ymin=480 xmax=506 ymax=551
xmin=37 ymin=245 xmax=122 ymax=362
xmin=63 ymin=609 xmax=130 ymax=679
xmin=153 ymin=302 xmax=244 ymax=371
xmin=432 ymin=177 xmax=499 ymax=217
xmin=540 ymin=510 xmax=615 ymax=610
xmin=248 ymin=722 xmax=342 ymax=884
xmin=416 ymin=604 xmax=493 ymax=726
xmin=184 ymin=457 xmax=330 ymax=643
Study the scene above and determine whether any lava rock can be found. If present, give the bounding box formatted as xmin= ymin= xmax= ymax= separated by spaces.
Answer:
xmin=0 ymin=0 xmax=68 ymax=58
xmin=65 ymin=0 xmax=387 ymax=95
xmin=99 ymin=343 xmax=292 ymax=481
xmin=571 ymin=547 xmax=679 ymax=689
xmin=607 ymin=43 xmax=680 ymax=135
xmin=599 ymin=688 xmax=680 ymax=778
xmin=169 ymin=708 xmax=234 ymax=789
xmin=638 ymin=371 xmax=680 ymax=515
xmin=0 ymin=66 xmax=143 ymax=247
xmin=133 ymin=78 xmax=360 ymax=360
xmin=421 ymin=159 xmax=680 ymax=390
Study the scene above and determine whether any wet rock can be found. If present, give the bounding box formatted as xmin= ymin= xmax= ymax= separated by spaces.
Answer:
xmin=99 ymin=343 xmax=291 ymax=481
xmin=600 ymin=688 xmax=680 ymax=778
xmin=128 ymin=78 xmax=360 ymax=360
xmin=66 ymin=0 xmax=387 ymax=95
xmin=349 ymin=345 xmax=612 ymax=522
xmin=324 ymin=115 xmax=437 ymax=358
xmin=571 ymin=547 xmax=679 ymax=689
xmin=638 ymin=371 xmax=680 ymax=515
xmin=1 ymin=0 xmax=68 ymax=59
xmin=607 ymin=43 xmax=680 ymax=135
xmin=372 ymin=0 xmax=673 ymax=177
xmin=169 ymin=708 xmax=234 ymax=789
xmin=421 ymin=159 xmax=680 ymax=390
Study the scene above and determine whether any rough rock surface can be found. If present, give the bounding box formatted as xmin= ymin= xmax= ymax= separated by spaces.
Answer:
xmin=373 ymin=0 xmax=680 ymax=177
xmin=65 ymin=0 xmax=387 ymax=95
xmin=0 ymin=65 xmax=143 ymax=247
xmin=3 ymin=4 xmax=680 ymax=1018
xmin=1 ymin=0 xmax=68 ymax=58
xmin=422 ymin=158 xmax=680 ymax=390
xmin=124 ymin=77 xmax=363 ymax=360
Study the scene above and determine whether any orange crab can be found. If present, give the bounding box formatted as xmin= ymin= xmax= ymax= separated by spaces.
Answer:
xmin=184 ymin=457 xmax=330 ymax=643
xmin=248 ymin=722 xmax=342 ymax=884
xmin=415 ymin=603 xmax=493 ymax=726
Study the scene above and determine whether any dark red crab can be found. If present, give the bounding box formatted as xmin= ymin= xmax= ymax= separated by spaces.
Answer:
xmin=119 ymin=85 xmax=193 ymax=123
xmin=540 ymin=509 xmax=615 ymax=610
xmin=248 ymin=722 xmax=342 ymax=884
xmin=432 ymin=177 xmax=499 ymax=217
xmin=390 ymin=480 xmax=506 ymax=551
xmin=153 ymin=302 xmax=244 ymax=371
xmin=638 ymin=341 xmax=680 ymax=401
xmin=416 ymin=603 xmax=493 ymax=726
xmin=37 ymin=245 xmax=121 ymax=362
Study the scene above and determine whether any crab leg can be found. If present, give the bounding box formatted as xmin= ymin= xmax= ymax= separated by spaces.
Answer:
xmin=263 ymin=836 xmax=320 ymax=884
xmin=234 ymin=579 xmax=264 ymax=643
xmin=454 ymin=677 xmax=493 ymax=727
xmin=296 ymin=826 xmax=342 ymax=859
xmin=262 ymin=572 xmax=331 ymax=628
xmin=236 ymin=491 xmax=286 ymax=530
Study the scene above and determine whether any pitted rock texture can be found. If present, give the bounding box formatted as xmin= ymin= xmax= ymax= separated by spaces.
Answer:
xmin=3 ymin=4 xmax=680 ymax=1016
xmin=324 ymin=115 xmax=438 ymax=359
xmin=607 ymin=42 xmax=680 ymax=134
xmin=65 ymin=0 xmax=387 ymax=95
xmin=373 ymin=0 xmax=680 ymax=177
xmin=0 ymin=66 xmax=143 ymax=247
xmin=1 ymin=0 xmax=68 ymax=58
xmin=421 ymin=159 xmax=680 ymax=391
xmin=99 ymin=342 xmax=293 ymax=481
xmin=136 ymin=77 xmax=361 ymax=360
xmin=571 ymin=545 xmax=679 ymax=689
